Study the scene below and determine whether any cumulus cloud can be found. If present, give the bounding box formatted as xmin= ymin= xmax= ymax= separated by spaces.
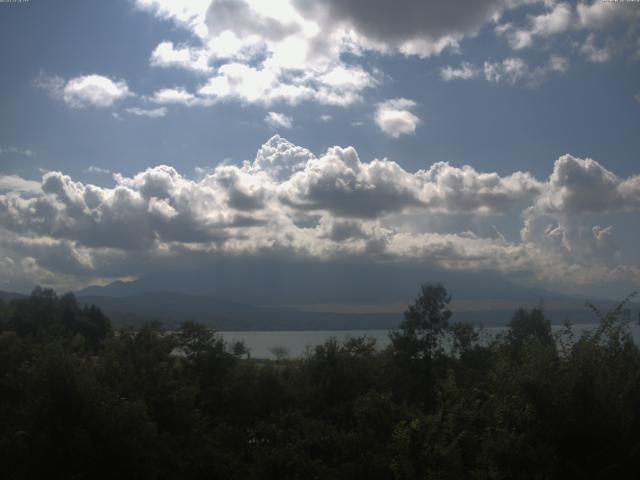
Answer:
xmin=279 ymin=147 xmax=542 ymax=218
xmin=1 ymin=137 xmax=638 ymax=291
xmin=251 ymin=134 xmax=314 ymax=180
xmin=519 ymin=154 xmax=640 ymax=278
xmin=494 ymin=0 xmax=640 ymax=59
xmin=520 ymin=208 xmax=622 ymax=271
xmin=37 ymin=74 xmax=131 ymax=108
xmin=496 ymin=2 xmax=572 ymax=50
xmin=0 ymin=136 xmax=542 ymax=255
xmin=149 ymin=88 xmax=200 ymax=106
xmin=134 ymin=0 xmax=211 ymax=37
xmin=133 ymin=0 xmax=563 ymax=109
xmin=150 ymin=41 xmax=212 ymax=73
xmin=298 ymin=0 xmax=529 ymax=57
xmin=61 ymin=75 xmax=130 ymax=108
xmin=191 ymin=62 xmax=374 ymax=107
xmin=534 ymin=154 xmax=640 ymax=215
xmin=279 ymin=145 xmax=422 ymax=217
xmin=136 ymin=0 xmax=381 ymax=107
xmin=264 ymin=111 xmax=293 ymax=129
xmin=113 ymin=0 xmax=640 ymax=115
xmin=576 ymin=0 xmax=638 ymax=29
xmin=374 ymin=98 xmax=421 ymax=138
xmin=417 ymin=162 xmax=542 ymax=215
xmin=137 ymin=0 xmax=532 ymax=58
xmin=0 ymin=175 xmax=41 ymax=194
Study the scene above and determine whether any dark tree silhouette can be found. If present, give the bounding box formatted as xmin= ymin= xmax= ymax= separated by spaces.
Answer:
xmin=1 ymin=284 xmax=640 ymax=479
xmin=390 ymin=283 xmax=452 ymax=362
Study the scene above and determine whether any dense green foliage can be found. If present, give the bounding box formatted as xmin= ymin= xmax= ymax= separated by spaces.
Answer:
xmin=1 ymin=285 xmax=639 ymax=479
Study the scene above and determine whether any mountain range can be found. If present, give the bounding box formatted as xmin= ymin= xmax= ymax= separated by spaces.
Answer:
xmin=73 ymin=260 xmax=635 ymax=330
xmin=4 ymin=260 xmax=635 ymax=331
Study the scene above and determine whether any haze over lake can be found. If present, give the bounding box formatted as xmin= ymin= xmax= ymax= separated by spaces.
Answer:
xmin=221 ymin=323 xmax=640 ymax=359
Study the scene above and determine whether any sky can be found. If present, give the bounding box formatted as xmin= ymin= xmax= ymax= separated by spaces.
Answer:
xmin=0 ymin=0 xmax=639 ymax=300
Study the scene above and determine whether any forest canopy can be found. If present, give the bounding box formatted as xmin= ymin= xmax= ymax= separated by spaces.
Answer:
xmin=1 ymin=285 xmax=639 ymax=479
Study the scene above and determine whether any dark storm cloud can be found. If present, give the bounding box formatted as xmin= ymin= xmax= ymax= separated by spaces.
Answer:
xmin=296 ymin=0 xmax=524 ymax=49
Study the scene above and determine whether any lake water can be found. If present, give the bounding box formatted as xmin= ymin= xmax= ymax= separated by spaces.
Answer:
xmin=221 ymin=323 xmax=640 ymax=359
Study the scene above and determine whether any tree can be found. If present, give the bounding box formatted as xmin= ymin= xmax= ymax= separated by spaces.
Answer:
xmin=450 ymin=321 xmax=479 ymax=357
xmin=387 ymin=284 xmax=453 ymax=408
xmin=390 ymin=283 xmax=452 ymax=363
xmin=507 ymin=306 xmax=552 ymax=347
xmin=230 ymin=340 xmax=250 ymax=358
xmin=269 ymin=345 xmax=290 ymax=361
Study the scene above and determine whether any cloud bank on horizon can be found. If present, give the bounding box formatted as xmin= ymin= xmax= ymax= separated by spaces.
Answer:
xmin=1 ymin=135 xmax=639 ymax=294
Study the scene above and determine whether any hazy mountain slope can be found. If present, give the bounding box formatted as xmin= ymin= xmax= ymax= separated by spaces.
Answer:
xmin=0 ymin=290 xmax=26 ymax=302
xmin=74 ymin=259 xmax=631 ymax=330
xmin=77 ymin=259 xmax=567 ymax=304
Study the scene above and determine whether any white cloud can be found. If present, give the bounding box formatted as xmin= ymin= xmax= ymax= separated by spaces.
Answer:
xmin=484 ymin=57 xmax=526 ymax=84
xmin=528 ymin=2 xmax=573 ymax=36
xmin=193 ymin=62 xmax=374 ymax=106
xmin=534 ymin=154 xmax=640 ymax=215
xmin=86 ymin=166 xmax=112 ymax=175
xmin=484 ymin=55 xmax=568 ymax=87
xmin=251 ymin=134 xmax=314 ymax=180
xmin=417 ymin=162 xmax=543 ymax=215
xmin=149 ymin=87 xmax=200 ymax=106
xmin=134 ymin=0 xmax=211 ymax=38
xmin=374 ymin=98 xmax=421 ymax=138
xmin=125 ymin=107 xmax=168 ymax=118
xmin=440 ymin=62 xmax=480 ymax=81
xmin=37 ymin=73 xmax=131 ymax=108
xmin=519 ymin=154 xmax=640 ymax=277
xmin=580 ymin=33 xmax=613 ymax=63
xmin=0 ymin=147 xmax=35 ymax=157
xmin=133 ymin=0 xmax=547 ymax=109
xmin=137 ymin=0 xmax=379 ymax=108
xmin=576 ymin=0 xmax=636 ymax=29
xmin=497 ymin=2 xmax=572 ymax=50
xmin=0 ymin=175 xmax=41 ymax=194
xmin=279 ymin=145 xmax=423 ymax=217
xmin=264 ymin=111 xmax=293 ymax=129
xmin=198 ymin=63 xmax=285 ymax=104
xmin=1 ymin=137 xmax=638 ymax=291
xmin=495 ymin=0 xmax=640 ymax=57
xmin=150 ymin=41 xmax=212 ymax=73
xmin=61 ymin=75 xmax=130 ymax=108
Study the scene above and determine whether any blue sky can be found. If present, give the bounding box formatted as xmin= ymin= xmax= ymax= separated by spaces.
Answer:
xmin=0 ymin=0 xmax=639 ymax=299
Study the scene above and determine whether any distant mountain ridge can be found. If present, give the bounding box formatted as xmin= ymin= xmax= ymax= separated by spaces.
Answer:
xmin=0 ymin=290 xmax=25 ymax=302
xmin=4 ymin=258 xmax=634 ymax=331
xmin=76 ymin=259 xmax=565 ymax=304
xmin=71 ymin=259 xmax=631 ymax=330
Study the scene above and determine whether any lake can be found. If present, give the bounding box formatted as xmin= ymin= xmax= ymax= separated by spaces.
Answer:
xmin=221 ymin=323 xmax=640 ymax=359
